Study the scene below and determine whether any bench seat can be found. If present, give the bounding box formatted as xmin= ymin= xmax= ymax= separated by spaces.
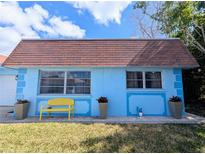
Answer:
xmin=39 ymin=98 xmax=74 ymax=121
xmin=43 ymin=108 xmax=73 ymax=112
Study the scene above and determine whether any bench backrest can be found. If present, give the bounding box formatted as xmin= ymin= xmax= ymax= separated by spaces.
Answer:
xmin=48 ymin=98 xmax=74 ymax=106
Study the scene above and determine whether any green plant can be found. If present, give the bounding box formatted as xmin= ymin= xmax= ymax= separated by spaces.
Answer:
xmin=97 ymin=97 xmax=108 ymax=103
xmin=169 ymin=96 xmax=182 ymax=102
xmin=16 ymin=99 xmax=29 ymax=104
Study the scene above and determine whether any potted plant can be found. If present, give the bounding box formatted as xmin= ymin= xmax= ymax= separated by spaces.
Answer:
xmin=97 ymin=97 xmax=108 ymax=119
xmin=169 ymin=96 xmax=183 ymax=119
xmin=15 ymin=99 xmax=30 ymax=120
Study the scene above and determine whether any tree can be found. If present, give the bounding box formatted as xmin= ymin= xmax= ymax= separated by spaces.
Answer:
xmin=134 ymin=1 xmax=205 ymax=57
xmin=134 ymin=1 xmax=205 ymax=102
xmin=132 ymin=2 xmax=164 ymax=38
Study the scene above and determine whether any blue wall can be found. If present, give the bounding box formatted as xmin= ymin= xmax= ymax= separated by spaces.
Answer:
xmin=17 ymin=67 xmax=184 ymax=117
xmin=0 ymin=66 xmax=17 ymax=75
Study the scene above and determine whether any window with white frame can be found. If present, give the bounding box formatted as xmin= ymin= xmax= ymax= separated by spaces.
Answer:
xmin=145 ymin=72 xmax=162 ymax=88
xmin=66 ymin=72 xmax=91 ymax=94
xmin=39 ymin=71 xmax=91 ymax=94
xmin=39 ymin=71 xmax=65 ymax=94
xmin=126 ymin=71 xmax=162 ymax=89
xmin=126 ymin=71 xmax=143 ymax=88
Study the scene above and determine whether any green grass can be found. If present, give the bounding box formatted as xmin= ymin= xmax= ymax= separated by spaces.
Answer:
xmin=0 ymin=123 xmax=205 ymax=152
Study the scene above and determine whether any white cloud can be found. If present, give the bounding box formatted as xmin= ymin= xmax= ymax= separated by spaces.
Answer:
xmin=69 ymin=1 xmax=131 ymax=26
xmin=25 ymin=4 xmax=54 ymax=34
xmin=0 ymin=2 xmax=38 ymax=37
xmin=0 ymin=2 xmax=86 ymax=55
xmin=0 ymin=27 xmax=22 ymax=55
xmin=49 ymin=16 xmax=85 ymax=38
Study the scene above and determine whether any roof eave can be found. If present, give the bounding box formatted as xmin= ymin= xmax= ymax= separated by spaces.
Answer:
xmin=2 ymin=64 xmax=200 ymax=69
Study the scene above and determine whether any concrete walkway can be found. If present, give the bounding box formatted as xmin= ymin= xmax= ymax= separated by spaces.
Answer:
xmin=0 ymin=113 xmax=205 ymax=124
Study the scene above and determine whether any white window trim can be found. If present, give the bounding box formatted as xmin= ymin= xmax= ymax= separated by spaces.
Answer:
xmin=126 ymin=71 xmax=143 ymax=89
xmin=38 ymin=70 xmax=91 ymax=95
xmin=63 ymin=72 xmax=67 ymax=94
xmin=142 ymin=72 xmax=146 ymax=88
xmin=126 ymin=71 xmax=163 ymax=89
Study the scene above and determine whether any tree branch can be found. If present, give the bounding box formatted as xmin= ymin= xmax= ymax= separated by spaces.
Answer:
xmin=187 ymin=31 xmax=205 ymax=53
xmin=200 ymin=25 xmax=205 ymax=43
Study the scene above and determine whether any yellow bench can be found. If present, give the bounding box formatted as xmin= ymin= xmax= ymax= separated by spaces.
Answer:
xmin=39 ymin=98 xmax=74 ymax=121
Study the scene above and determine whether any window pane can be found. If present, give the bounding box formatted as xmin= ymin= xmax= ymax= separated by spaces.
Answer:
xmin=145 ymin=72 xmax=162 ymax=88
xmin=66 ymin=87 xmax=90 ymax=94
xmin=66 ymin=87 xmax=74 ymax=94
xmin=40 ymin=87 xmax=64 ymax=94
xmin=146 ymin=81 xmax=162 ymax=88
xmin=84 ymin=87 xmax=90 ymax=94
xmin=145 ymin=72 xmax=161 ymax=80
xmin=127 ymin=80 xmax=143 ymax=88
xmin=67 ymin=79 xmax=90 ymax=86
xmin=126 ymin=71 xmax=143 ymax=88
xmin=41 ymin=78 xmax=64 ymax=86
xmin=66 ymin=71 xmax=91 ymax=94
xmin=75 ymin=87 xmax=85 ymax=94
xmin=127 ymin=72 xmax=142 ymax=79
xmin=41 ymin=71 xmax=64 ymax=78
xmin=67 ymin=72 xmax=90 ymax=79
xmin=39 ymin=71 xmax=65 ymax=94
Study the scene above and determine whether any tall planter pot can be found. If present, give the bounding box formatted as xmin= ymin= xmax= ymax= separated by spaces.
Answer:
xmin=99 ymin=103 xmax=107 ymax=119
xmin=169 ymin=101 xmax=183 ymax=119
xmin=15 ymin=100 xmax=29 ymax=120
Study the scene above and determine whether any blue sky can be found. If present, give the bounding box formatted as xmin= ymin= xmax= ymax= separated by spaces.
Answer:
xmin=19 ymin=1 xmax=135 ymax=38
xmin=0 ymin=1 xmax=159 ymax=55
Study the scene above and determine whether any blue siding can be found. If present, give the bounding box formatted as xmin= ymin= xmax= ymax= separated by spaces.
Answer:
xmin=17 ymin=67 xmax=184 ymax=117
xmin=35 ymin=97 xmax=91 ymax=116
xmin=173 ymin=68 xmax=185 ymax=115
xmin=16 ymin=68 xmax=27 ymax=99
xmin=174 ymin=82 xmax=182 ymax=88
xmin=91 ymin=68 xmax=127 ymax=116
xmin=127 ymin=92 xmax=167 ymax=116
xmin=0 ymin=66 xmax=17 ymax=75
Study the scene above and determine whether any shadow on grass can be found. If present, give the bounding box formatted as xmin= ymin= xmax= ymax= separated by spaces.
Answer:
xmin=80 ymin=124 xmax=205 ymax=153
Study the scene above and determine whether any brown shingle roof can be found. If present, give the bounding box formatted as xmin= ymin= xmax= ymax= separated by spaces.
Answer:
xmin=3 ymin=39 xmax=199 ymax=68
xmin=0 ymin=54 xmax=7 ymax=64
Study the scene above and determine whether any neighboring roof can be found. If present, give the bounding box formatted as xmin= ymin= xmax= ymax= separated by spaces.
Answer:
xmin=0 ymin=54 xmax=7 ymax=64
xmin=3 ymin=39 xmax=199 ymax=68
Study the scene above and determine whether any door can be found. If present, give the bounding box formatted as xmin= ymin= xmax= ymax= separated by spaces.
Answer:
xmin=0 ymin=75 xmax=17 ymax=106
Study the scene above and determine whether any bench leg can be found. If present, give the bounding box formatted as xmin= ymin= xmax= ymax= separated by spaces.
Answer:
xmin=72 ymin=108 xmax=74 ymax=119
xmin=68 ymin=110 xmax=70 ymax=121
xmin=39 ymin=106 xmax=43 ymax=121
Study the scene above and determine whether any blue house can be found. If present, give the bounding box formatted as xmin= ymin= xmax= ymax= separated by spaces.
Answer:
xmin=2 ymin=39 xmax=199 ymax=117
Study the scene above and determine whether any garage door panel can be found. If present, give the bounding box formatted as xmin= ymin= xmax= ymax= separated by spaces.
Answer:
xmin=0 ymin=75 xmax=17 ymax=106
xmin=127 ymin=92 xmax=166 ymax=116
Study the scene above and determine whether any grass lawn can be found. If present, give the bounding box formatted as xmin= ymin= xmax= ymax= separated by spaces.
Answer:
xmin=0 ymin=123 xmax=205 ymax=153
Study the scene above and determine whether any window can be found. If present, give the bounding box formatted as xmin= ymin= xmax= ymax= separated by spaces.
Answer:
xmin=39 ymin=71 xmax=91 ymax=94
xmin=39 ymin=71 xmax=65 ymax=94
xmin=126 ymin=71 xmax=162 ymax=89
xmin=67 ymin=72 xmax=91 ymax=94
xmin=145 ymin=72 xmax=162 ymax=88
xmin=126 ymin=71 xmax=143 ymax=88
